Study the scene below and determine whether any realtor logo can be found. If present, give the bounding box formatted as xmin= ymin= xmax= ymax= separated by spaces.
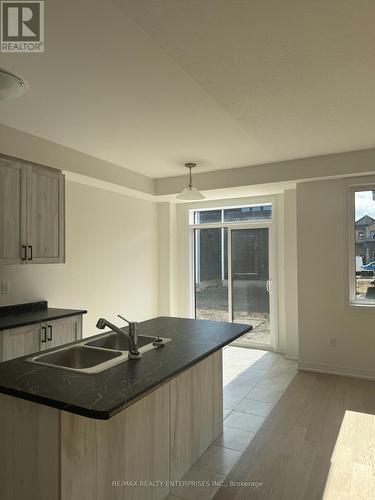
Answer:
xmin=1 ymin=1 xmax=44 ymax=52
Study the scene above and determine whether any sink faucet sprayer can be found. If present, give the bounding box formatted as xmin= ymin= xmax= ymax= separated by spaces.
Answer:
xmin=96 ymin=315 xmax=142 ymax=359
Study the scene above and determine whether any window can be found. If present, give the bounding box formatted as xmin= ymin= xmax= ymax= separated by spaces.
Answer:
xmin=192 ymin=204 xmax=272 ymax=225
xmin=352 ymin=190 xmax=375 ymax=304
xmin=194 ymin=209 xmax=222 ymax=224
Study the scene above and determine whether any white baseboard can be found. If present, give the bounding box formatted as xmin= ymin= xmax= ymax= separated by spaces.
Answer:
xmin=285 ymin=352 xmax=298 ymax=361
xmin=230 ymin=342 xmax=274 ymax=352
xmin=298 ymin=361 xmax=375 ymax=381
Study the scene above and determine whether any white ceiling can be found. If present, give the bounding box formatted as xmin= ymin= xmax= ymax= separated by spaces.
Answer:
xmin=0 ymin=0 xmax=374 ymax=179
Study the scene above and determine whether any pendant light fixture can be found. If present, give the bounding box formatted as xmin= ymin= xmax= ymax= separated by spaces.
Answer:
xmin=0 ymin=68 xmax=27 ymax=101
xmin=176 ymin=162 xmax=205 ymax=200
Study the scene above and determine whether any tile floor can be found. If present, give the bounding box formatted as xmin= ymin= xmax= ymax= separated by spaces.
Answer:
xmin=166 ymin=346 xmax=297 ymax=500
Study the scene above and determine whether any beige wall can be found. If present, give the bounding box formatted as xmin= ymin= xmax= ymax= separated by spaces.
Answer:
xmin=0 ymin=180 xmax=158 ymax=336
xmin=297 ymin=178 xmax=375 ymax=378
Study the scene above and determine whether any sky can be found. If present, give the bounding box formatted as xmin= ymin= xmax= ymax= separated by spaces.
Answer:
xmin=355 ymin=191 xmax=375 ymax=220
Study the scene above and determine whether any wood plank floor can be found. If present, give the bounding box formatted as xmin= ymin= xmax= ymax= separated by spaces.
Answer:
xmin=214 ymin=368 xmax=375 ymax=500
xmin=168 ymin=347 xmax=375 ymax=500
xmin=167 ymin=348 xmax=375 ymax=500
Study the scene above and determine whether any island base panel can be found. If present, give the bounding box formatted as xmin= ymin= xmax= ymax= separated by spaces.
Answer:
xmin=61 ymin=382 xmax=170 ymax=500
xmin=0 ymin=350 xmax=224 ymax=500
xmin=170 ymin=349 xmax=223 ymax=480
xmin=0 ymin=394 xmax=60 ymax=500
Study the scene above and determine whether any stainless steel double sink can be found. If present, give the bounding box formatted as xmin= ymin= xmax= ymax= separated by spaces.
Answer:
xmin=27 ymin=333 xmax=171 ymax=374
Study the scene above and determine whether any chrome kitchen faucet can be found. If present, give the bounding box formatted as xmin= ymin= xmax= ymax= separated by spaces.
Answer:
xmin=96 ymin=315 xmax=141 ymax=359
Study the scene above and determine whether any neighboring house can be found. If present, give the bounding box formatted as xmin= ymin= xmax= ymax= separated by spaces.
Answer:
xmin=355 ymin=215 xmax=375 ymax=264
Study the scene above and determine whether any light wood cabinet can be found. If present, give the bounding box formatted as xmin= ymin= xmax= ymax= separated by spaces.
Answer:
xmin=0 ymin=158 xmax=26 ymax=265
xmin=40 ymin=315 xmax=82 ymax=351
xmin=0 ymin=155 xmax=65 ymax=265
xmin=26 ymin=163 xmax=65 ymax=263
xmin=1 ymin=323 xmax=41 ymax=362
xmin=1 ymin=314 xmax=83 ymax=361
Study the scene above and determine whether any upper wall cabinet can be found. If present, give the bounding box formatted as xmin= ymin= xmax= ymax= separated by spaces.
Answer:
xmin=0 ymin=158 xmax=26 ymax=265
xmin=0 ymin=156 xmax=65 ymax=265
xmin=26 ymin=164 xmax=65 ymax=264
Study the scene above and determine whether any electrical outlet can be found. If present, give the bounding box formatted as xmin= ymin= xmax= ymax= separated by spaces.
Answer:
xmin=329 ymin=336 xmax=336 ymax=347
xmin=1 ymin=281 xmax=9 ymax=294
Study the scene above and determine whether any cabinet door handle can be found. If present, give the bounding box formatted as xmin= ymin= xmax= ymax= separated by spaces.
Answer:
xmin=47 ymin=325 xmax=53 ymax=342
xmin=41 ymin=326 xmax=47 ymax=343
xmin=28 ymin=245 xmax=33 ymax=261
xmin=21 ymin=245 xmax=27 ymax=261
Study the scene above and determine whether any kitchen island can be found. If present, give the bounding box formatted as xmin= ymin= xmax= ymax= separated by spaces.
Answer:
xmin=0 ymin=317 xmax=251 ymax=500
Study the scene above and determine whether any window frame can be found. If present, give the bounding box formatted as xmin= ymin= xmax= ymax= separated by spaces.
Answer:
xmin=190 ymin=203 xmax=273 ymax=225
xmin=348 ymin=185 xmax=375 ymax=308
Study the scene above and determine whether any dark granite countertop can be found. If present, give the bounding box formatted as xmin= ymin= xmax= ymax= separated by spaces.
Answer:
xmin=0 ymin=301 xmax=87 ymax=330
xmin=0 ymin=317 xmax=251 ymax=420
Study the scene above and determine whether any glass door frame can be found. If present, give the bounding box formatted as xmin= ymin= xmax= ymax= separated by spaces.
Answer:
xmin=189 ymin=219 xmax=278 ymax=351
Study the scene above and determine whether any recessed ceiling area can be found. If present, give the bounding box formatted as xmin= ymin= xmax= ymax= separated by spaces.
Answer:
xmin=0 ymin=0 xmax=374 ymax=180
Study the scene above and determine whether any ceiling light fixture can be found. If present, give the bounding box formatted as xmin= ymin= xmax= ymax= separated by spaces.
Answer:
xmin=0 ymin=68 xmax=27 ymax=101
xmin=176 ymin=162 xmax=205 ymax=200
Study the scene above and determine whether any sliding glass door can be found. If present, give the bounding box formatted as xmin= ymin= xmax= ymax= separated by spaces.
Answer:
xmin=230 ymin=228 xmax=270 ymax=347
xmin=194 ymin=228 xmax=228 ymax=321
xmin=194 ymin=224 xmax=273 ymax=348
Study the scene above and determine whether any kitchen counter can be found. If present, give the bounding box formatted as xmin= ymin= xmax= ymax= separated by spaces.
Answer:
xmin=0 ymin=300 xmax=87 ymax=330
xmin=0 ymin=316 xmax=252 ymax=500
xmin=0 ymin=316 xmax=251 ymax=419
